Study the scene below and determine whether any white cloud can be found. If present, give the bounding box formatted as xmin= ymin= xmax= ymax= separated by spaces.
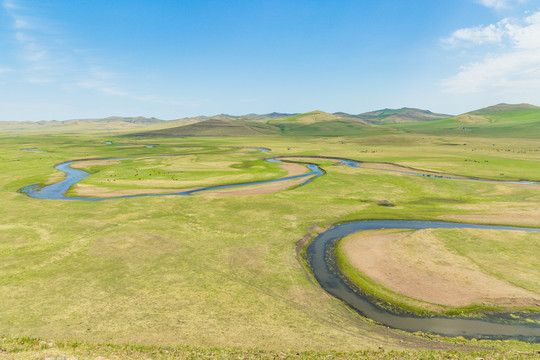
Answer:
xmin=477 ymin=0 xmax=527 ymax=10
xmin=442 ymin=9 xmax=540 ymax=93
xmin=506 ymin=11 xmax=540 ymax=49
xmin=443 ymin=50 xmax=540 ymax=92
xmin=444 ymin=22 xmax=506 ymax=46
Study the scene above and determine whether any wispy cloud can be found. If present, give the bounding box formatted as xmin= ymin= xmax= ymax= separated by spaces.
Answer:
xmin=443 ymin=22 xmax=507 ymax=46
xmin=2 ymin=0 xmax=64 ymax=83
xmin=476 ymin=0 xmax=527 ymax=10
xmin=442 ymin=10 xmax=540 ymax=93
xmin=3 ymin=0 xmax=17 ymax=9
xmin=76 ymin=78 xmax=177 ymax=104
xmin=76 ymin=67 xmax=183 ymax=105
xmin=2 ymin=0 xmax=175 ymax=105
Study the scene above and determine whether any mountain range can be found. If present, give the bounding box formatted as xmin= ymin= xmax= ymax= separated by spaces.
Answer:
xmin=2 ymin=104 xmax=539 ymax=138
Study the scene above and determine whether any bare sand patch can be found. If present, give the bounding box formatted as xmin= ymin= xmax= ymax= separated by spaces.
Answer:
xmin=198 ymin=176 xmax=314 ymax=196
xmin=70 ymin=160 xmax=120 ymax=168
xmin=278 ymin=162 xmax=310 ymax=177
xmin=340 ymin=229 xmax=540 ymax=307
xmin=72 ymin=184 xmax=197 ymax=197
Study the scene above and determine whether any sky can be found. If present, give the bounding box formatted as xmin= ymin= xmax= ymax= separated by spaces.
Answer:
xmin=1 ymin=0 xmax=540 ymax=121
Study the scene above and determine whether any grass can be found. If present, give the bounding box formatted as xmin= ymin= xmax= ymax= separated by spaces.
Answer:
xmin=436 ymin=229 xmax=540 ymax=294
xmin=2 ymin=335 xmax=540 ymax=360
xmin=0 ymin=127 xmax=539 ymax=356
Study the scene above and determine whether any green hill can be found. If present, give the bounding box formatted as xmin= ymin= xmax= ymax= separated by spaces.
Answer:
xmin=138 ymin=118 xmax=281 ymax=136
xmin=349 ymin=107 xmax=451 ymax=124
xmin=129 ymin=104 xmax=540 ymax=138
xmin=261 ymin=111 xmax=376 ymax=136
xmin=136 ymin=110 xmax=386 ymax=137
xmin=389 ymin=103 xmax=540 ymax=138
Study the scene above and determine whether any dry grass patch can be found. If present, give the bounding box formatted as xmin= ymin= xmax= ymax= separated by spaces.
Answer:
xmin=455 ymin=114 xmax=491 ymax=124
xmin=71 ymin=184 xmax=194 ymax=197
xmin=199 ymin=176 xmax=314 ymax=196
xmin=70 ymin=160 xmax=120 ymax=168
xmin=340 ymin=229 xmax=540 ymax=309
xmin=440 ymin=201 xmax=540 ymax=227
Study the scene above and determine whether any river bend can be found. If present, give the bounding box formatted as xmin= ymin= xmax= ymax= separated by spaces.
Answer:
xmin=306 ymin=220 xmax=540 ymax=342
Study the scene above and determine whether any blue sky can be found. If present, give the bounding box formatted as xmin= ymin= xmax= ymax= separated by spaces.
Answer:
xmin=1 ymin=0 xmax=540 ymax=121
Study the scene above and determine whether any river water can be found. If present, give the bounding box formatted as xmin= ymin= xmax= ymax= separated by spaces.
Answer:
xmin=306 ymin=220 xmax=540 ymax=342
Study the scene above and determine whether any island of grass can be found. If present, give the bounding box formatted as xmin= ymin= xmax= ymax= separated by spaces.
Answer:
xmin=64 ymin=151 xmax=312 ymax=197
xmin=335 ymin=227 xmax=540 ymax=322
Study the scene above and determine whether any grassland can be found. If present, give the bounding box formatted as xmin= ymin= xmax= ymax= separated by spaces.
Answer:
xmin=1 ymin=113 xmax=539 ymax=358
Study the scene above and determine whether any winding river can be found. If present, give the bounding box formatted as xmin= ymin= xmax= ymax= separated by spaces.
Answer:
xmin=306 ymin=220 xmax=540 ymax=342
xmin=18 ymin=148 xmax=540 ymax=341
xmin=19 ymin=153 xmax=323 ymax=201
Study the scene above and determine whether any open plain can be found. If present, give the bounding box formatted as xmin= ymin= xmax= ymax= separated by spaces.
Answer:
xmin=1 ymin=106 xmax=540 ymax=359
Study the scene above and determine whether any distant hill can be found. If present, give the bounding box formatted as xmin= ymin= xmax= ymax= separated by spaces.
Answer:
xmin=236 ymin=112 xmax=298 ymax=120
xmin=132 ymin=113 xmax=300 ymax=137
xmin=135 ymin=110 xmax=388 ymax=137
xmin=12 ymin=105 xmax=537 ymax=138
xmin=1 ymin=116 xmax=166 ymax=126
xmin=389 ymin=103 xmax=540 ymax=138
xmin=0 ymin=116 xmax=170 ymax=133
xmin=341 ymin=108 xmax=451 ymax=124
xmin=141 ymin=118 xmax=280 ymax=136
xmin=63 ymin=116 xmax=165 ymax=124
xmin=166 ymin=112 xmax=297 ymax=123
xmin=260 ymin=111 xmax=374 ymax=136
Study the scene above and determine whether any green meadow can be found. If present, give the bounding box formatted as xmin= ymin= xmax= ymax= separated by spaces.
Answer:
xmin=1 ymin=107 xmax=539 ymax=359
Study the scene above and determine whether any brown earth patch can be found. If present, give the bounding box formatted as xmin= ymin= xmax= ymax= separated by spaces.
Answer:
xmin=340 ymin=229 xmax=540 ymax=307
xmin=198 ymin=176 xmax=314 ymax=196
xmin=277 ymin=162 xmax=310 ymax=177
xmin=72 ymin=184 xmax=198 ymax=197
